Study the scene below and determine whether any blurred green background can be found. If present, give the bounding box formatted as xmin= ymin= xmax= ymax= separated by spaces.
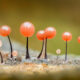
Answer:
xmin=0 ymin=0 xmax=80 ymax=55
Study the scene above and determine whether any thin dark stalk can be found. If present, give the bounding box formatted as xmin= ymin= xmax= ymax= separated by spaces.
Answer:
xmin=0 ymin=52 xmax=3 ymax=63
xmin=26 ymin=37 xmax=30 ymax=59
xmin=37 ymin=40 xmax=44 ymax=59
xmin=57 ymin=54 xmax=59 ymax=60
xmin=8 ymin=36 xmax=13 ymax=58
xmin=45 ymin=38 xmax=47 ymax=59
xmin=65 ymin=40 xmax=67 ymax=61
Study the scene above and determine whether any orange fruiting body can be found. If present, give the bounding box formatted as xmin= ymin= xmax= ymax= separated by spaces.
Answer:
xmin=45 ymin=27 xmax=56 ymax=39
xmin=78 ymin=36 xmax=80 ymax=43
xmin=0 ymin=25 xmax=11 ymax=37
xmin=62 ymin=32 xmax=72 ymax=41
xmin=36 ymin=30 xmax=46 ymax=40
xmin=20 ymin=22 xmax=35 ymax=37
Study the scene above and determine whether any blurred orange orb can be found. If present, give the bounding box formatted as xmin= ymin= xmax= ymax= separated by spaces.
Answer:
xmin=12 ymin=51 xmax=18 ymax=57
xmin=36 ymin=30 xmax=46 ymax=40
xmin=20 ymin=22 xmax=35 ymax=37
xmin=0 ymin=40 xmax=2 ymax=47
xmin=62 ymin=32 xmax=72 ymax=41
xmin=45 ymin=27 xmax=56 ymax=39
xmin=78 ymin=36 xmax=80 ymax=43
xmin=0 ymin=25 xmax=11 ymax=37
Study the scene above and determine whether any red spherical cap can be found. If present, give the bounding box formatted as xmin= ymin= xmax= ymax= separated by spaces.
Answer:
xmin=78 ymin=36 xmax=80 ymax=43
xmin=0 ymin=25 xmax=11 ymax=37
xmin=62 ymin=32 xmax=72 ymax=41
xmin=20 ymin=22 xmax=35 ymax=37
xmin=45 ymin=27 xmax=56 ymax=39
xmin=36 ymin=30 xmax=46 ymax=40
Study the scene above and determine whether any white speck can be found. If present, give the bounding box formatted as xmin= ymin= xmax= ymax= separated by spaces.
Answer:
xmin=56 ymin=49 xmax=61 ymax=55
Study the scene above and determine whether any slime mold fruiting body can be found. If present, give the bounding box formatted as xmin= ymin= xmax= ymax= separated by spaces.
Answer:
xmin=44 ymin=27 xmax=56 ymax=59
xmin=37 ymin=27 xmax=56 ymax=59
xmin=62 ymin=32 xmax=72 ymax=61
xmin=0 ymin=25 xmax=13 ymax=58
xmin=56 ymin=49 xmax=61 ymax=60
xmin=37 ymin=30 xmax=46 ymax=59
xmin=20 ymin=22 xmax=35 ymax=59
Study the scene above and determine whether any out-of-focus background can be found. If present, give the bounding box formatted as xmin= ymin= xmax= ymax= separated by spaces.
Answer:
xmin=0 ymin=0 xmax=80 ymax=55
